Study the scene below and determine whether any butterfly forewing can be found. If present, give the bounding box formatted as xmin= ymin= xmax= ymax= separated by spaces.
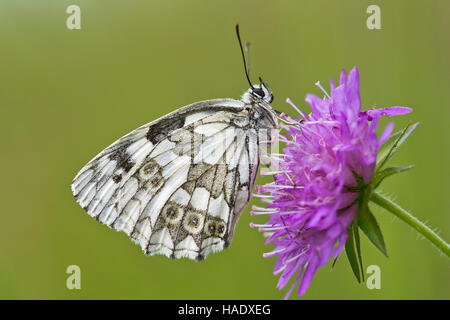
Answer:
xmin=72 ymin=98 xmax=276 ymax=260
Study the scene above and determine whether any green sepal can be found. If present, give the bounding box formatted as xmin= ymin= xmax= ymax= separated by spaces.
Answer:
xmin=372 ymin=165 xmax=415 ymax=189
xmin=358 ymin=203 xmax=388 ymax=257
xmin=376 ymin=122 xmax=419 ymax=169
xmin=345 ymin=225 xmax=361 ymax=283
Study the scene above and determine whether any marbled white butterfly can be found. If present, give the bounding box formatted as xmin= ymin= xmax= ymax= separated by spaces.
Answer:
xmin=71 ymin=25 xmax=279 ymax=260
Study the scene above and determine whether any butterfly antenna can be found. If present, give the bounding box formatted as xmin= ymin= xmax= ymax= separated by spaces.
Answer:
xmin=235 ymin=24 xmax=254 ymax=89
xmin=245 ymin=41 xmax=251 ymax=80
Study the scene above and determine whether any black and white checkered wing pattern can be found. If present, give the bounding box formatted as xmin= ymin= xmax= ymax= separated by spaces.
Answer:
xmin=71 ymin=99 xmax=270 ymax=260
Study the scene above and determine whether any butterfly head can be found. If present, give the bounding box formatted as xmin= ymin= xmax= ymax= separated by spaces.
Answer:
xmin=242 ymin=77 xmax=274 ymax=105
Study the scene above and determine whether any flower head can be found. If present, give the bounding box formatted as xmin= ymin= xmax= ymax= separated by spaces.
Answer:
xmin=252 ymin=67 xmax=412 ymax=299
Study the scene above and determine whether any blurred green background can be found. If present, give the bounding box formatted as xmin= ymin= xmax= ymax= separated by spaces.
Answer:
xmin=0 ymin=0 xmax=448 ymax=300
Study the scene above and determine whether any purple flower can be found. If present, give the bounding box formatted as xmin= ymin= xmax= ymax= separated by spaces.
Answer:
xmin=251 ymin=67 xmax=412 ymax=299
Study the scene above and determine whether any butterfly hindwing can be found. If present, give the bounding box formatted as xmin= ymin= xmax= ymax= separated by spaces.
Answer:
xmin=71 ymin=99 xmax=264 ymax=260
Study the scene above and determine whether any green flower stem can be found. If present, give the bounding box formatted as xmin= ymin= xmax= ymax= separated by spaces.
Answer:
xmin=370 ymin=191 xmax=450 ymax=258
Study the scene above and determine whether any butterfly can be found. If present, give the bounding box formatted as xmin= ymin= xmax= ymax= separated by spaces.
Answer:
xmin=71 ymin=25 xmax=279 ymax=261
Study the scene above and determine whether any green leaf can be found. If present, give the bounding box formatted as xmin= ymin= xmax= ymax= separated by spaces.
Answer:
xmin=353 ymin=223 xmax=365 ymax=282
xmin=376 ymin=122 xmax=419 ymax=169
xmin=345 ymin=226 xmax=361 ymax=283
xmin=331 ymin=255 xmax=339 ymax=269
xmin=372 ymin=165 xmax=415 ymax=189
xmin=376 ymin=130 xmax=402 ymax=160
xmin=358 ymin=203 xmax=388 ymax=257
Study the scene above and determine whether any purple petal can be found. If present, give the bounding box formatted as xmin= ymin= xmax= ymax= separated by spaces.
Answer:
xmin=348 ymin=66 xmax=359 ymax=87
xmin=366 ymin=106 xmax=412 ymax=119
xmin=329 ymin=77 xmax=336 ymax=91
xmin=305 ymin=93 xmax=328 ymax=116
xmin=333 ymin=233 xmax=348 ymax=258
xmin=283 ymin=268 xmax=303 ymax=300
xmin=379 ymin=122 xmax=394 ymax=146
xmin=385 ymin=106 xmax=413 ymax=115
xmin=298 ymin=258 xmax=319 ymax=296
xmin=347 ymin=67 xmax=361 ymax=116
xmin=339 ymin=204 xmax=358 ymax=229
xmin=339 ymin=69 xmax=347 ymax=86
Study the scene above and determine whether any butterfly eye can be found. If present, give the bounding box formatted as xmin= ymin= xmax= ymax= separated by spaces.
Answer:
xmin=253 ymin=88 xmax=265 ymax=98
